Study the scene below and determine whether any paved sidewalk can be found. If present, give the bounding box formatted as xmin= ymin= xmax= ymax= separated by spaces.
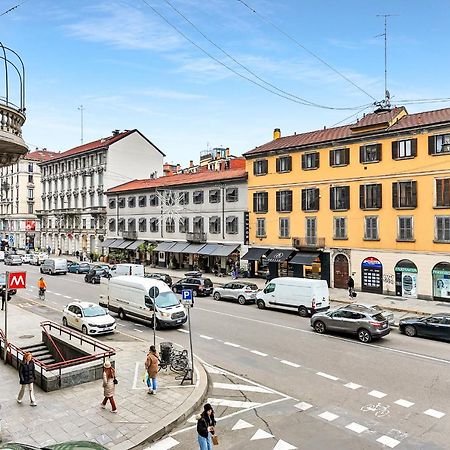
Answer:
xmin=0 ymin=304 xmax=208 ymax=449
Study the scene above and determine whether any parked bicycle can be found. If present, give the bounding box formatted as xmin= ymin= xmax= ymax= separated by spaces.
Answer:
xmin=158 ymin=348 xmax=189 ymax=374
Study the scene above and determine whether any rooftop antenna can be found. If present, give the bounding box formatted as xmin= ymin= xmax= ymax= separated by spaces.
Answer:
xmin=78 ymin=105 xmax=85 ymax=144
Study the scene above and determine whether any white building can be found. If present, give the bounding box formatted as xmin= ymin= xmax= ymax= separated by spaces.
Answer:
xmin=38 ymin=129 xmax=164 ymax=256
xmin=104 ymin=160 xmax=248 ymax=273
xmin=0 ymin=150 xmax=57 ymax=249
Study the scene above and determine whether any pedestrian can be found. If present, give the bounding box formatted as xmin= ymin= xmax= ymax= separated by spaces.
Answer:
xmin=347 ymin=276 xmax=355 ymax=298
xmin=1 ymin=288 xmax=7 ymax=311
xmin=47 ymin=245 xmax=51 ymax=256
xmin=196 ymin=403 xmax=217 ymax=450
xmin=17 ymin=352 xmax=37 ymax=406
xmin=145 ymin=345 xmax=159 ymax=395
xmin=265 ymin=269 xmax=271 ymax=284
xmin=100 ymin=360 xmax=117 ymax=413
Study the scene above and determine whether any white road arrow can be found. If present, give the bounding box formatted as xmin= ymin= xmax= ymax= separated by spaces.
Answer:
xmin=232 ymin=419 xmax=254 ymax=431
xmin=273 ymin=439 xmax=297 ymax=450
xmin=250 ymin=429 xmax=274 ymax=441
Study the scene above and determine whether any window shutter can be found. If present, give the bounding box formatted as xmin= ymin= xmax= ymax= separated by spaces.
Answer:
xmin=377 ymin=184 xmax=382 ymax=209
xmin=391 ymin=141 xmax=399 ymax=159
xmin=376 ymin=143 xmax=382 ymax=161
xmin=301 ymin=154 xmax=306 ymax=169
xmin=287 ymin=191 xmax=292 ymax=211
xmin=359 ymin=146 xmax=364 ymax=163
xmin=263 ymin=192 xmax=268 ymax=211
xmin=253 ymin=193 xmax=257 ymax=212
xmin=344 ymin=148 xmax=350 ymax=165
xmin=330 ymin=187 xmax=336 ymax=210
xmin=276 ymin=191 xmax=281 ymax=212
xmin=276 ymin=158 xmax=280 ymax=173
xmin=344 ymin=186 xmax=350 ymax=209
xmin=359 ymin=185 xmax=365 ymax=209
xmin=411 ymin=138 xmax=417 ymax=157
xmin=411 ymin=181 xmax=417 ymax=207
xmin=329 ymin=150 xmax=334 ymax=166
xmin=315 ymin=153 xmax=320 ymax=168
xmin=287 ymin=156 xmax=292 ymax=171
xmin=428 ymin=136 xmax=435 ymax=155
xmin=253 ymin=161 xmax=257 ymax=174
xmin=314 ymin=188 xmax=320 ymax=211
xmin=301 ymin=189 xmax=306 ymax=211
xmin=392 ymin=183 xmax=398 ymax=208
xmin=263 ymin=159 xmax=268 ymax=174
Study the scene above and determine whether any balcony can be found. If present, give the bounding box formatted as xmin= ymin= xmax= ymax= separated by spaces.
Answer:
xmin=122 ymin=230 xmax=138 ymax=240
xmin=186 ymin=231 xmax=207 ymax=243
xmin=292 ymin=237 xmax=325 ymax=250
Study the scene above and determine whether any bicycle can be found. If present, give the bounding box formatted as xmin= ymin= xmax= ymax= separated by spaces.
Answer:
xmin=38 ymin=288 xmax=46 ymax=301
xmin=158 ymin=348 xmax=189 ymax=374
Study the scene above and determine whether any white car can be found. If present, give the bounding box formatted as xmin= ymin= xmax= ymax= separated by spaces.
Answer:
xmin=20 ymin=254 xmax=32 ymax=264
xmin=62 ymin=302 xmax=116 ymax=335
xmin=29 ymin=253 xmax=47 ymax=265
xmin=213 ymin=282 xmax=259 ymax=305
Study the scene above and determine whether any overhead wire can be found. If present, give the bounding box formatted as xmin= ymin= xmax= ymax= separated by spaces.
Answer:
xmin=0 ymin=0 xmax=31 ymax=17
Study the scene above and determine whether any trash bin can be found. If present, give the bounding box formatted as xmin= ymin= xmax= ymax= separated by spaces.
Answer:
xmin=160 ymin=342 xmax=172 ymax=365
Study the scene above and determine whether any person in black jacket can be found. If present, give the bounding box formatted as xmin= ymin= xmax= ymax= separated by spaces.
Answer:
xmin=196 ymin=403 xmax=216 ymax=450
xmin=17 ymin=352 xmax=37 ymax=406
xmin=347 ymin=276 xmax=355 ymax=298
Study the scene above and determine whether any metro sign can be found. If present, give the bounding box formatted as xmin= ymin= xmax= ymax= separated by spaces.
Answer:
xmin=7 ymin=272 xmax=27 ymax=289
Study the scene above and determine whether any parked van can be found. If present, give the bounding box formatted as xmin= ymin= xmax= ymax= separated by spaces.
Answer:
xmin=109 ymin=263 xmax=144 ymax=278
xmin=100 ymin=276 xmax=187 ymax=328
xmin=40 ymin=258 xmax=68 ymax=275
xmin=256 ymin=277 xmax=330 ymax=317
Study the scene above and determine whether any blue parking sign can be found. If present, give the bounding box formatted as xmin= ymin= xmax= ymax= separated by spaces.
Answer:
xmin=181 ymin=289 xmax=193 ymax=305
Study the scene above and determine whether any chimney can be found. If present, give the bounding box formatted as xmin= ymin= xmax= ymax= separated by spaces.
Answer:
xmin=189 ymin=160 xmax=194 ymax=168
xmin=273 ymin=128 xmax=281 ymax=140
xmin=176 ymin=164 xmax=181 ymax=172
xmin=216 ymin=149 xmax=221 ymax=159
xmin=112 ymin=129 xmax=120 ymax=136
xmin=226 ymin=147 xmax=230 ymax=157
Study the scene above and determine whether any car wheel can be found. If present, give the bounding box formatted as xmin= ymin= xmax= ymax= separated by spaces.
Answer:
xmin=404 ymin=325 xmax=417 ymax=337
xmin=314 ymin=321 xmax=326 ymax=334
xmin=62 ymin=317 xmax=68 ymax=327
xmin=82 ymin=325 xmax=89 ymax=335
xmin=91 ymin=279 xmax=96 ymax=284
xmin=357 ymin=328 xmax=372 ymax=343
xmin=118 ymin=309 xmax=126 ymax=320
xmin=238 ymin=295 xmax=246 ymax=305
xmin=213 ymin=292 xmax=221 ymax=301
xmin=256 ymin=299 xmax=265 ymax=309
xmin=298 ymin=306 xmax=309 ymax=317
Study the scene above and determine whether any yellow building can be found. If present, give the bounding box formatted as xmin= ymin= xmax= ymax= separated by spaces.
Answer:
xmin=243 ymin=107 xmax=450 ymax=301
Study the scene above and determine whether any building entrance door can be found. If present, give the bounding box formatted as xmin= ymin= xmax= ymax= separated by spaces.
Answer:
xmin=334 ymin=254 xmax=349 ymax=289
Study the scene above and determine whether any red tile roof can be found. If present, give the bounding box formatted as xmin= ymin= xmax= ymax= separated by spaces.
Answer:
xmin=26 ymin=150 xmax=60 ymax=162
xmin=389 ymin=107 xmax=450 ymax=130
xmin=107 ymin=168 xmax=247 ymax=193
xmin=350 ymin=107 xmax=405 ymax=130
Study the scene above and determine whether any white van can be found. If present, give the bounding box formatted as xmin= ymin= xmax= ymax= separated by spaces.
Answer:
xmin=109 ymin=263 xmax=144 ymax=278
xmin=256 ymin=277 xmax=330 ymax=317
xmin=40 ymin=258 xmax=68 ymax=275
xmin=100 ymin=276 xmax=187 ymax=328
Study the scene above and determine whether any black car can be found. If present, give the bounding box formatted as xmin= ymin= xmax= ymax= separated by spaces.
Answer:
xmin=399 ymin=314 xmax=450 ymax=342
xmin=84 ymin=269 xmax=103 ymax=284
xmin=145 ymin=273 xmax=173 ymax=287
xmin=172 ymin=277 xmax=213 ymax=297
xmin=0 ymin=273 xmax=17 ymax=297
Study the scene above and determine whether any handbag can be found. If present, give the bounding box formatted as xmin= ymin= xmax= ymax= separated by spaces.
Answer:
xmin=212 ymin=435 xmax=219 ymax=446
xmin=113 ymin=377 xmax=118 ymax=385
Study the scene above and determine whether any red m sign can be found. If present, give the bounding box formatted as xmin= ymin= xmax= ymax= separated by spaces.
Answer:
xmin=8 ymin=272 xmax=27 ymax=289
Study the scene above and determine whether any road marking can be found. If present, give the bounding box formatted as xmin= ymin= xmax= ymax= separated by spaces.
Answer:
xmin=250 ymin=350 xmax=267 ymax=357
xmin=53 ymin=293 xmax=62 ymax=296
xmin=232 ymin=419 xmax=254 ymax=431
xmin=368 ymin=390 xmax=387 ymax=399
xmin=177 ymin=329 xmax=189 ymax=334
xmin=207 ymin=398 xmax=262 ymax=409
xmin=204 ymin=365 xmax=226 ymax=375
xmin=46 ymin=290 xmax=54 ymax=294
xmin=51 ymin=301 xmax=58 ymax=305
xmin=133 ymin=328 xmax=144 ymax=333
xmin=344 ymin=382 xmax=362 ymax=390
xmin=213 ymin=382 xmax=273 ymax=394
xmin=424 ymin=409 xmax=445 ymax=419
xmin=318 ymin=411 xmax=339 ymax=422
xmin=134 ymin=323 xmax=144 ymax=327
xmin=147 ymin=436 xmax=179 ymax=450
xmin=280 ymin=360 xmax=300 ymax=368
xmin=250 ymin=429 xmax=273 ymax=441
xmin=345 ymin=422 xmax=368 ymax=434
xmin=200 ymin=335 xmax=214 ymax=340
xmin=295 ymin=402 xmax=313 ymax=411
xmin=273 ymin=440 xmax=297 ymax=450
xmin=117 ymin=323 xmax=126 ymax=327
xmin=63 ymin=295 xmax=71 ymax=299
xmin=394 ymin=399 xmax=415 ymax=408
xmin=316 ymin=372 xmax=339 ymax=381
xmin=224 ymin=341 xmax=240 ymax=348
xmin=376 ymin=435 xmax=400 ymax=448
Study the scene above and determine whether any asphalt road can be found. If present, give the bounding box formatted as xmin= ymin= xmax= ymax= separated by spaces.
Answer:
xmin=2 ymin=262 xmax=449 ymax=450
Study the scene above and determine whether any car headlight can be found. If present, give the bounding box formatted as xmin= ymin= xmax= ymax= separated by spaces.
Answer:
xmin=160 ymin=312 xmax=171 ymax=318
xmin=88 ymin=323 xmax=97 ymax=327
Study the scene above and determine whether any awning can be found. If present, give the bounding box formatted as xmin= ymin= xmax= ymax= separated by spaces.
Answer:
xmin=154 ymin=241 xmax=177 ymax=252
xmin=290 ymin=252 xmax=319 ymax=265
xmin=183 ymin=243 xmax=206 ymax=254
xmin=265 ymin=249 xmax=295 ymax=263
xmin=210 ymin=244 xmax=240 ymax=257
xmin=125 ymin=240 xmax=145 ymax=251
xmin=117 ymin=240 xmax=134 ymax=249
xmin=100 ymin=239 xmax=117 ymax=248
xmin=198 ymin=244 xmax=219 ymax=255
xmin=241 ymin=247 xmax=270 ymax=261
xmin=110 ymin=239 xmax=126 ymax=249
xmin=168 ymin=242 xmax=190 ymax=253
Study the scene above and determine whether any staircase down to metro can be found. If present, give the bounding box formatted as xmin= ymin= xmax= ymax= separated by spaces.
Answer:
xmin=21 ymin=342 xmax=57 ymax=365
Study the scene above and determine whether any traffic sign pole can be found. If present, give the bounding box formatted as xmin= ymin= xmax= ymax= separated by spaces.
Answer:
xmin=181 ymin=289 xmax=195 ymax=385
xmin=4 ymin=271 xmax=8 ymax=363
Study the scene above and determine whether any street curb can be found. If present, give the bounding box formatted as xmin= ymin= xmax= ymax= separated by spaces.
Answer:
xmin=126 ymin=360 xmax=209 ymax=450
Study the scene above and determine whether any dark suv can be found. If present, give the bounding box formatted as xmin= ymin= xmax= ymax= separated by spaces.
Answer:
xmin=84 ymin=269 xmax=103 ymax=284
xmin=145 ymin=273 xmax=173 ymax=287
xmin=172 ymin=277 xmax=213 ymax=297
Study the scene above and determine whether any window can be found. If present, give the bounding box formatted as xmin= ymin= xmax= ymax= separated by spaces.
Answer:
xmin=118 ymin=197 xmax=125 ymax=208
xmin=330 ymin=186 xmax=350 ymax=211
xmin=279 ymin=218 xmax=289 ymax=238
xmin=364 ymin=216 xmax=379 ymax=240
xmin=264 ymin=283 xmax=275 ymax=294
xmin=276 ymin=156 xmax=292 ymax=173
xmin=435 ymin=178 xmax=450 ymax=207
xmin=193 ymin=190 xmax=204 ymax=204
xmin=305 ymin=217 xmax=317 ymax=244
xmin=253 ymin=159 xmax=268 ymax=175
xmin=209 ymin=217 xmax=221 ymax=234
xmin=253 ymin=192 xmax=268 ymax=213
xmin=429 ymin=134 xmax=450 ymax=155
xmin=226 ymin=216 xmax=238 ymax=234
xmin=398 ymin=216 xmax=413 ymax=241
xmin=28 ymin=203 xmax=33 ymax=214
xmin=82 ymin=219 xmax=87 ymax=229
xmin=166 ymin=218 xmax=175 ymax=233
xmin=138 ymin=218 xmax=147 ymax=232
xmin=276 ymin=190 xmax=293 ymax=212
xmin=179 ymin=192 xmax=189 ymax=205
xmin=301 ymin=188 xmax=319 ymax=211
xmin=27 ymin=188 xmax=34 ymax=200
xmin=329 ymin=148 xmax=349 ymax=167
xmin=109 ymin=219 xmax=116 ymax=232
xmin=118 ymin=218 xmax=125 ymax=232
xmin=128 ymin=218 xmax=136 ymax=231
xmin=226 ymin=188 xmax=238 ymax=202
xmin=302 ymin=152 xmax=319 ymax=170
xmin=392 ymin=139 xmax=417 ymax=159
xmin=179 ymin=217 xmax=189 ymax=233
xmin=360 ymin=143 xmax=382 ymax=163
xmin=165 ymin=191 xmax=175 ymax=206
xmin=209 ymin=189 xmax=221 ymax=203
xmin=149 ymin=218 xmax=159 ymax=233
xmin=435 ymin=216 xmax=450 ymax=242
xmin=360 ymin=184 xmax=382 ymax=209
xmin=333 ymin=217 xmax=347 ymax=239
xmin=90 ymin=218 xmax=95 ymax=229
xmin=392 ymin=181 xmax=417 ymax=209
xmin=128 ymin=197 xmax=136 ymax=208
xmin=193 ymin=217 xmax=204 ymax=233
xmin=149 ymin=193 xmax=159 ymax=207
xmin=28 ymin=163 xmax=33 ymax=173
xmin=256 ymin=218 xmax=266 ymax=237
xmin=138 ymin=195 xmax=147 ymax=207
xmin=108 ymin=198 xmax=116 ymax=209
xmin=28 ymin=174 xmax=33 ymax=183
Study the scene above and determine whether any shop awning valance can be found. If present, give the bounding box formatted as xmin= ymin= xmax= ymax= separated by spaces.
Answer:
xmin=125 ymin=240 xmax=145 ymax=251
xmin=289 ymin=252 xmax=319 ymax=265
xmin=110 ymin=239 xmax=125 ymax=249
xmin=198 ymin=244 xmax=219 ymax=255
xmin=169 ymin=242 xmax=191 ymax=253
xmin=241 ymin=247 xmax=270 ymax=261
xmin=154 ymin=241 xmax=177 ymax=252
xmin=265 ymin=249 xmax=295 ymax=263
xmin=100 ymin=239 xmax=117 ymax=248
xmin=210 ymin=244 xmax=240 ymax=257
xmin=183 ymin=243 xmax=207 ymax=254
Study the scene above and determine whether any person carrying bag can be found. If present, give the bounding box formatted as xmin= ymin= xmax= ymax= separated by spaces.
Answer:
xmin=196 ymin=403 xmax=217 ymax=449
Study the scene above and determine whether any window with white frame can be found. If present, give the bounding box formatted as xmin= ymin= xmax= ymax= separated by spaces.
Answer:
xmin=109 ymin=219 xmax=116 ymax=232
xmin=166 ymin=217 xmax=175 ymax=233
xmin=149 ymin=193 xmax=159 ymax=207
xmin=435 ymin=216 xmax=450 ymax=242
xmin=279 ymin=217 xmax=290 ymax=238
xmin=118 ymin=218 xmax=125 ymax=232
xmin=138 ymin=195 xmax=146 ymax=207
xmin=392 ymin=139 xmax=417 ymax=159
xmin=128 ymin=197 xmax=136 ymax=208
xmin=226 ymin=216 xmax=238 ymax=234
xmin=364 ymin=216 xmax=379 ymax=240
xmin=397 ymin=216 xmax=413 ymax=241
xmin=209 ymin=216 xmax=221 ymax=234
xmin=179 ymin=192 xmax=189 ymax=205
xmin=333 ymin=217 xmax=347 ymax=239
xmin=209 ymin=189 xmax=221 ymax=203
xmin=179 ymin=217 xmax=189 ymax=233
xmin=128 ymin=218 xmax=136 ymax=231
xmin=256 ymin=218 xmax=266 ymax=237
xmin=118 ymin=197 xmax=125 ymax=208
xmin=226 ymin=187 xmax=238 ymax=202
xmin=193 ymin=216 xmax=204 ymax=233
xmin=138 ymin=218 xmax=147 ymax=232
xmin=193 ymin=190 xmax=204 ymax=204
xmin=149 ymin=218 xmax=159 ymax=233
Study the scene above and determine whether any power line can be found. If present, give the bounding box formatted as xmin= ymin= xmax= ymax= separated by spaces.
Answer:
xmin=0 ymin=0 xmax=31 ymax=17
xmin=237 ymin=0 xmax=378 ymax=102
xmin=331 ymin=105 xmax=373 ymax=127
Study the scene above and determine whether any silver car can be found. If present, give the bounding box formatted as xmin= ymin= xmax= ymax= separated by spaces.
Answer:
xmin=311 ymin=307 xmax=390 ymax=343
xmin=4 ymin=254 xmax=23 ymax=266
xmin=213 ymin=282 xmax=259 ymax=305
xmin=338 ymin=303 xmax=395 ymax=326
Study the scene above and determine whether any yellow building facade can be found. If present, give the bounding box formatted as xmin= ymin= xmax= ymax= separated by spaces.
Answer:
xmin=244 ymin=107 xmax=450 ymax=301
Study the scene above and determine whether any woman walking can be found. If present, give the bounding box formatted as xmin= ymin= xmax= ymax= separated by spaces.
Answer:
xmin=145 ymin=345 xmax=158 ymax=395
xmin=196 ymin=403 xmax=216 ymax=450
xmin=17 ymin=352 xmax=37 ymax=406
xmin=101 ymin=360 xmax=117 ymax=413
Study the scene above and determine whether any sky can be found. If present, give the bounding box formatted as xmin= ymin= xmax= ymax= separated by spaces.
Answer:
xmin=1 ymin=0 xmax=450 ymax=167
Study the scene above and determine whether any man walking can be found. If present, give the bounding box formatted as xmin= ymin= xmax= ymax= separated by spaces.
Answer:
xmin=17 ymin=352 xmax=37 ymax=406
xmin=347 ymin=276 xmax=355 ymax=298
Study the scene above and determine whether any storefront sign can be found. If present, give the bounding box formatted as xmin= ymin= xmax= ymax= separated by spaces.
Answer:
xmin=25 ymin=220 xmax=36 ymax=231
xmin=244 ymin=212 xmax=249 ymax=245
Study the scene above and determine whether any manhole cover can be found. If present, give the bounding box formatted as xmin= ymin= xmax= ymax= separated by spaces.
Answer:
xmin=18 ymin=335 xmax=35 ymax=339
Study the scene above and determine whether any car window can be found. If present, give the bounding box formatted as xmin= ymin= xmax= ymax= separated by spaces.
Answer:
xmin=264 ymin=283 xmax=275 ymax=293
xmin=371 ymin=313 xmax=385 ymax=321
xmin=427 ymin=316 xmax=443 ymax=324
xmin=204 ymin=279 xmax=213 ymax=287
xmin=68 ymin=305 xmax=76 ymax=313
xmin=223 ymin=283 xmax=232 ymax=289
xmin=83 ymin=305 xmax=106 ymax=317
xmin=73 ymin=306 xmax=81 ymax=315
xmin=349 ymin=312 xmax=364 ymax=320
xmin=332 ymin=310 xmax=348 ymax=318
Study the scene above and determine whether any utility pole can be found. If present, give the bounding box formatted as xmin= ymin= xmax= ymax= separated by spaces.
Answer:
xmin=78 ymin=105 xmax=84 ymax=144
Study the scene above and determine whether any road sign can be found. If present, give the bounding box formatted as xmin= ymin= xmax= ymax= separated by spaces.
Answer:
xmin=149 ymin=286 xmax=160 ymax=299
xmin=181 ymin=289 xmax=193 ymax=306
xmin=8 ymin=272 xmax=27 ymax=289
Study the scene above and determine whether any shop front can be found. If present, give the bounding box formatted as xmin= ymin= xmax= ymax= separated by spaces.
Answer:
xmin=432 ymin=262 xmax=450 ymax=302
xmin=265 ymin=249 xmax=295 ymax=279
xmin=361 ymin=256 xmax=383 ymax=294
xmin=394 ymin=259 xmax=418 ymax=298
xmin=290 ymin=252 xmax=320 ymax=279
xmin=241 ymin=247 xmax=270 ymax=278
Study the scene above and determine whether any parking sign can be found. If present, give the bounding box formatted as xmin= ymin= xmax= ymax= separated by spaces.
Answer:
xmin=181 ymin=289 xmax=193 ymax=306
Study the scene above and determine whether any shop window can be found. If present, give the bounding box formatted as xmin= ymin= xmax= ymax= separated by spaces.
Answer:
xmin=209 ymin=216 xmax=221 ymax=234
xmin=432 ymin=262 xmax=450 ymax=300
xmin=392 ymin=181 xmax=417 ymax=209
xmin=360 ymin=143 xmax=382 ymax=163
xmin=360 ymin=184 xmax=382 ymax=209
xmin=302 ymin=152 xmax=319 ymax=170
xmin=329 ymin=148 xmax=349 ymax=167
xmin=392 ymin=139 xmax=417 ymax=159
xmin=279 ymin=217 xmax=290 ymax=238
xmin=301 ymin=188 xmax=319 ymax=211
xmin=253 ymin=159 xmax=268 ymax=176
xmin=394 ymin=259 xmax=418 ymax=297
xmin=397 ymin=216 xmax=414 ymax=241
xmin=276 ymin=156 xmax=292 ymax=173
xmin=276 ymin=190 xmax=292 ymax=212
xmin=253 ymin=192 xmax=268 ymax=213
xmin=256 ymin=218 xmax=266 ymax=237
xmin=330 ymin=186 xmax=350 ymax=211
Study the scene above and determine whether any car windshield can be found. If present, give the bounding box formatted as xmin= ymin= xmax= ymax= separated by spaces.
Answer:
xmin=155 ymin=292 xmax=179 ymax=308
xmin=203 ymin=279 xmax=213 ymax=287
xmin=83 ymin=306 xmax=107 ymax=317
xmin=371 ymin=313 xmax=385 ymax=321
xmin=243 ymin=284 xmax=258 ymax=290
